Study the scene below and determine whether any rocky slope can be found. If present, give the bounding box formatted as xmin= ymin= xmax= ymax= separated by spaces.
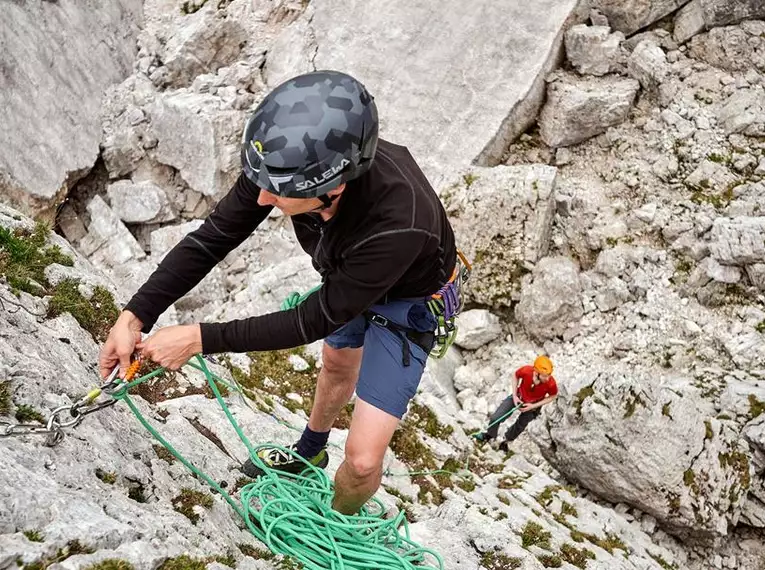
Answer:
xmin=2 ymin=0 xmax=765 ymax=569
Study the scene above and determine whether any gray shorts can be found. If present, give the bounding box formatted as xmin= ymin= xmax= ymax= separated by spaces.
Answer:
xmin=324 ymin=299 xmax=436 ymax=419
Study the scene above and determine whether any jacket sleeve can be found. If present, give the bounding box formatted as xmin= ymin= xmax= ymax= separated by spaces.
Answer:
xmin=124 ymin=174 xmax=272 ymax=332
xmin=199 ymin=228 xmax=433 ymax=353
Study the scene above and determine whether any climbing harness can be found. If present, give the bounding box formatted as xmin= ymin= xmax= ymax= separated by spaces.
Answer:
xmin=364 ymin=312 xmax=435 ymax=367
xmin=2 ymin=355 xmax=444 ymax=570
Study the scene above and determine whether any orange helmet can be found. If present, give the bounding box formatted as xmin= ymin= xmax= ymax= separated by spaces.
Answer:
xmin=533 ymin=355 xmax=553 ymax=375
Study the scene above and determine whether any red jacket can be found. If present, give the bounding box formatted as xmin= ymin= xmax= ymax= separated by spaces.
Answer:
xmin=516 ymin=365 xmax=558 ymax=404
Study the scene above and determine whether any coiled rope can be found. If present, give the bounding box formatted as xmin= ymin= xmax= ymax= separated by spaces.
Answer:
xmin=109 ymin=354 xmax=444 ymax=570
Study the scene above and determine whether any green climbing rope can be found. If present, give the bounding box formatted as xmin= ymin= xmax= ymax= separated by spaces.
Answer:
xmin=281 ymin=284 xmax=322 ymax=311
xmin=109 ymin=355 xmax=443 ymax=570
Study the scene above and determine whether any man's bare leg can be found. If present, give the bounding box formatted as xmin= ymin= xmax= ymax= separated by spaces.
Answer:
xmin=333 ymin=399 xmax=399 ymax=515
xmin=307 ymin=343 xmax=363 ymax=432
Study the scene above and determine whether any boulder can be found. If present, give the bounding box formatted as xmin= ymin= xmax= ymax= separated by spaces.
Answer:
xmin=515 ymin=256 xmax=584 ymax=341
xmin=687 ymin=23 xmax=765 ymax=72
xmin=709 ymin=217 xmax=765 ymax=266
xmin=539 ymin=73 xmax=640 ymax=147
xmin=107 ymin=180 xmax=177 ymax=224
xmin=564 ymin=25 xmax=624 ymax=77
xmin=454 ymin=309 xmax=502 ymax=350
xmin=715 ymin=88 xmax=765 ymax=136
xmin=627 ymin=40 xmax=669 ymax=91
xmin=590 ymin=0 xmax=692 ymax=35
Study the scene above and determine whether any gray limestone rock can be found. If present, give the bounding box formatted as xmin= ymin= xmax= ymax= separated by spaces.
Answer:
xmin=709 ymin=217 xmax=765 ymax=266
xmin=564 ymin=24 xmax=624 ymax=77
xmin=590 ymin=0 xmax=692 ymax=35
xmin=674 ymin=0 xmax=765 ymax=44
xmin=716 ymin=88 xmax=765 ymax=135
xmin=107 ymin=180 xmax=177 ymax=224
xmin=628 ymin=40 xmax=670 ymax=91
xmin=454 ymin=309 xmax=502 ymax=350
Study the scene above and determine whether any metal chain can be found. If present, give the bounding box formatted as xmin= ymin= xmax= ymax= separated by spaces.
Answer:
xmin=0 ymin=365 xmax=123 ymax=447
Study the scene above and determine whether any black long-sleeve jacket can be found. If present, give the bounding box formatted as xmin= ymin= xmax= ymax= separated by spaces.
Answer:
xmin=124 ymin=139 xmax=457 ymax=354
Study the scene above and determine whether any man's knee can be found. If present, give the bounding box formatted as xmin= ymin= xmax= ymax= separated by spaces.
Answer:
xmin=322 ymin=344 xmax=362 ymax=380
xmin=344 ymin=446 xmax=383 ymax=480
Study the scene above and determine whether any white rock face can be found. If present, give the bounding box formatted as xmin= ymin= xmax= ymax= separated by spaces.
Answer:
xmin=539 ymin=73 xmax=640 ymax=147
xmin=515 ymin=256 xmax=584 ymax=341
xmin=0 ymin=0 xmax=143 ymax=219
xmin=442 ymin=165 xmax=557 ymax=308
xmin=454 ymin=309 xmax=502 ymax=350
xmin=265 ymin=0 xmax=580 ymax=183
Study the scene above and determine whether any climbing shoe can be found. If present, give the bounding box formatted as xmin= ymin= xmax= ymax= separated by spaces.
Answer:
xmin=473 ymin=432 xmax=492 ymax=442
xmin=241 ymin=443 xmax=329 ymax=478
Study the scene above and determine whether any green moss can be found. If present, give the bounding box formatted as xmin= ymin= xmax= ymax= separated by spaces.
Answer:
xmin=47 ymin=280 xmax=120 ymax=342
xmin=15 ymin=404 xmax=45 ymax=424
xmin=756 ymin=320 xmax=765 ymax=333
xmin=662 ymin=403 xmax=673 ymax=419
xmin=683 ymin=469 xmax=701 ymax=496
xmin=462 ymin=172 xmax=479 ymax=188
xmin=456 ymin=477 xmax=476 ymax=492
xmin=238 ymin=544 xmax=274 ymax=560
xmin=157 ymin=555 xmax=207 ymax=570
xmin=717 ymin=413 xmax=732 ymax=420
xmin=407 ymin=402 xmax=454 ymax=440
xmin=561 ymin=501 xmax=578 ymax=518
xmin=570 ymin=530 xmax=585 ymax=543
xmin=560 ymin=543 xmax=596 ymax=569
xmin=212 ymin=553 xmax=236 ymax=568
xmin=498 ymin=493 xmax=511 ymax=506
xmin=520 ymin=521 xmax=552 ymax=549
xmin=479 ymin=551 xmax=522 ymax=569
xmin=83 ymin=561 xmax=134 ymax=570
xmin=95 ymin=468 xmax=117 ymax=484
xmin=573 ymin=384 xmax=595 ymax=417
xmin=719 ymin=451 xmax=751 ymax=490
xmin=23 ymin=540 xmax=93 ymax=570
xmin=536 ymin=485 xmax=563 ymax=507
xmin=0 ymin=222 xmax=73 ymax=296
xmin=414 ymin=476 xmax=444 ymax=505
xmin=153 ymin=444 xmax=176 ymax=464
xmin=704 ymin=420 xmax=713 ymax=440
xmin=234 ymin=349 xmax=318 ymax=417
xmin=383 ymin=486 xmax=414 ymax=504
xmin=649 ymin=553 xmax=677 ymax=570
xmin=707 ymin=153 xmax=730 ymax=164
xmin=172 ymin=488 xmax=214 ymax=524
xmin=390 ymin=418 xmax=437 ymax=472
xmin=537 ymin=554 xmax=562 ymax=567
xmin=0 ymin=380 xmax=10 ymax=415
xmin=592 ymin=533 xmax=627 ymax=554
xmin=623 ymin=388 xmax=646 ymax=419
xmin=749 ymin=394 xmax=765 ymax=419
xmin=180 ymin=0 xmax=208 ymax=14
xmin=498 ymin=474 xmax=527 ymax=490
xmin=22 ymin=530 xmax=44 ymax=543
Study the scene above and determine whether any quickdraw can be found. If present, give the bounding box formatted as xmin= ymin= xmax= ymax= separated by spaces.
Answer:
xmin=0 ymin=359 xmax=144 ymax=446
xmin=426 ymin=249 xmax=472 ymax=359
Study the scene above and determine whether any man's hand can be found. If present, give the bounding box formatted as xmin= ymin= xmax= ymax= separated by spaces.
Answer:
xmin=512 ymin=392 xmax=522 ymax=406
xmin=520 ymin=403 xmax=535 ymax=412
xmin=100 ymin=311 xmax=144 ymax=379
xmin=136 ymin=324 xmax=203 ymax=370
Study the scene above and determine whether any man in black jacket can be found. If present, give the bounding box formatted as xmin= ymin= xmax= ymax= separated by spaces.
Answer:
xmin=99 ymin=70 xmax=456 ymax=515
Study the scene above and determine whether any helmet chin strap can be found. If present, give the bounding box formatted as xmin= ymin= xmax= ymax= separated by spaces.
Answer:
xmin=315 ymin=194 xmax=339 ymax=211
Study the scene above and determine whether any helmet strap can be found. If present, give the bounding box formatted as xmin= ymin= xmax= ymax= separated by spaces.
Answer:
xmin=318 ymin=194 xmax=339 ymax=210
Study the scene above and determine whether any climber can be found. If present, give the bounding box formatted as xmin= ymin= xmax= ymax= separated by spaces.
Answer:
xmin=474 ymin=355 xmax=558 ymax=451
xmin=98 ymin=70 xmax=461 ymax=516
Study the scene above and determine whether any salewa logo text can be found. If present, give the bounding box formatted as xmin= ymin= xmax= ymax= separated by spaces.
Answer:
xmin=295 ymin=159 xmax=349 ymax=191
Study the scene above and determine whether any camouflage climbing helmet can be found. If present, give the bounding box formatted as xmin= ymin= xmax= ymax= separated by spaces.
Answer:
xmin=241 ymin=70 xmax=379 ymax=199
